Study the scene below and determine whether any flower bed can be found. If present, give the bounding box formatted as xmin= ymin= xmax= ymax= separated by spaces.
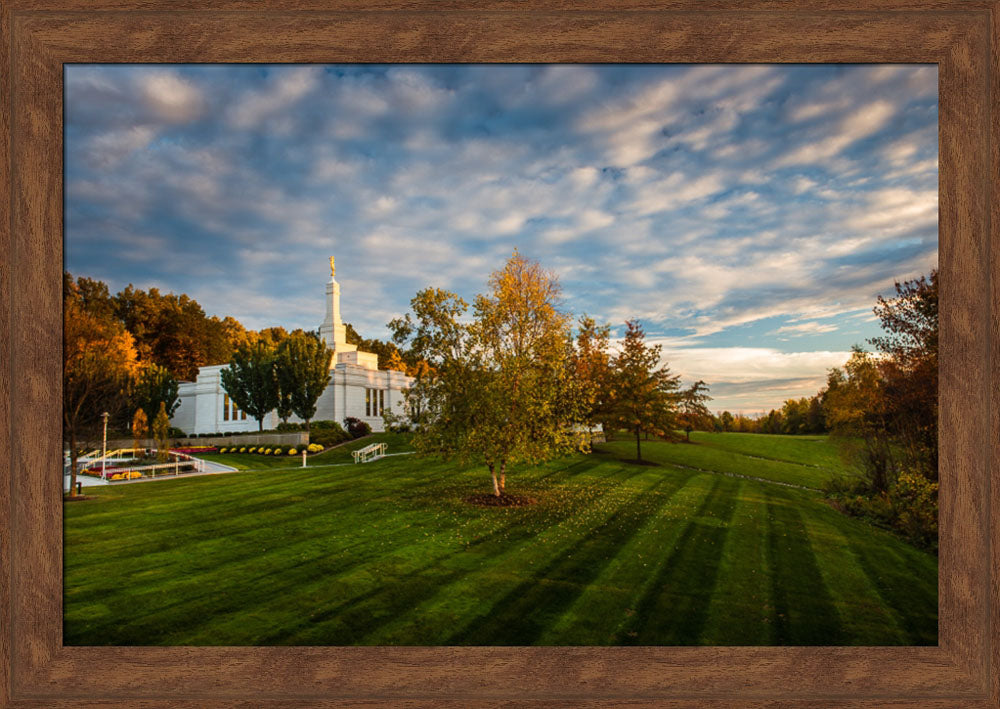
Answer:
xmin=171 ymin=446 xmax=219 ymax=454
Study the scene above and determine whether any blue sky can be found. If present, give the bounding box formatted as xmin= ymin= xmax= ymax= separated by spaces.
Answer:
xmin=65 ymin=64 xmax=938 ymax=413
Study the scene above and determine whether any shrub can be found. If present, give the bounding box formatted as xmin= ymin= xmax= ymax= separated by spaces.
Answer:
xmin=344 ymin=417 xmax=371 ymax=438
xmin=310 ymin=422 xmax=350 ymax=448
xmin=219 ymin=447 xmax=227 ymax=453
xmin=168 ymin=427 xmax=186 ymax=438
xmin=288 ymin=448 xmax=297 ymax=455
xmin=239 ymin=447 xmax=246 ymax=453
xmin=249 ymin=447 xmax=256 ymax=453
xmin=276 ymin=422 xmax=305 ymax=432
xmin=273 ymin=448 xmax=284 ymax=455
xmin=892 ymin=471 xmax=938 ymax=551
xmin=825 ymin=471 xmax=937 ymax=552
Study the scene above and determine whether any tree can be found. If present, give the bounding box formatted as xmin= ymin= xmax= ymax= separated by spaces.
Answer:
xmin=132 ymin=363 xmax=180 ymax=424
xmin=220 ymin=341 xmax=279 ymax=432
xmin=131 ymin=408 xmax=148 ymax=454
xmin=805 ymin=395 xmax=826 ymax=433
xmin=391 ymin=252 xmax=584 ymax=497
xmin=389 ymin=287 xmax=474 ymax=458
xmin=572 ymin=315 xmax=613 ymax=439
xmin=719 ymin=410 xmax=735 ymax=432
xmin=276 ymin=331 xmax=333 ymax=432
xmin=780 ymin=397 xmax=809 ymax=434
xmin=152 ymin=401 xmax=170 ymax=463
xmin=823 ymin=348 xmax=895 ymax=493
xmin=64 ymin=290 xmax=139 ymax=497
xmin=870 ymin=269 xmax=938 ymax=480
xmin=678 ymin=380 xmax=713 ymax=442
xmin=608 ymin=320 xmax=680 ymax=462
xmin=467 ymin=251 xmax=584 ymax=494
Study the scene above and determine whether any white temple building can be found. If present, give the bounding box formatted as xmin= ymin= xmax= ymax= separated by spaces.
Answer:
xmin=171 ymin=258 xmax=412 ymax=434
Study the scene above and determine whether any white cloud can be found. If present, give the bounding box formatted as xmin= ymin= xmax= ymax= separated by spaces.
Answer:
xmin=774 ymin=100 xmax=897 ymax=167
xmin=844 ymin=187 xmax=938 ymax=233
xmin=654 ymin=344 xmax=851 ymax=390
xmin=139 ymin=71 xmax=204 ymax=123
xmin=228 ymin=67 xmax=321 ymax=129
xmin=771 ymin=321 xmax=839 ymax=336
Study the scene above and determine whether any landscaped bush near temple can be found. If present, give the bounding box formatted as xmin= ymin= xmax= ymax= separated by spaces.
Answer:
xmin=344 ymin=417 xmax=371 ymax=439
xmin=310 ymin=421 xmax=350 ymax=448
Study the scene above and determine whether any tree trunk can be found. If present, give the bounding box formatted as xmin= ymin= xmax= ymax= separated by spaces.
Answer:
xmin=635 ymin=425 xmax=642 ymax=462
xmin=685 ymin=428 xmax=691 ymax=442
xmin=305 ymin=419 xmax=311 ymax=434
xmin=68 ymin=428 xmax=78 ymax=497
xmin=489 ymin=464 xmax=501 ymax=497
xmin=499 ymin=459 xmax=506 ymax=491
xmin=258 ymin=418 xmax=264 ymax=432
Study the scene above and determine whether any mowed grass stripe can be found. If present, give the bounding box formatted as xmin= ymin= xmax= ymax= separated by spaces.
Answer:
xmin=698 ymin=480 xmax=775 ymax=645
xmin=615 ymin=475 xmax=742 ymax=644
xmin=765 ymin=492 xmax=844 ymax=644
xmin=798 ymin=506 xmax=909 ymax=644
xmin=534 ymin=473 xmax=714 ymax=645
xmin=443 ymin=473 xmax=682 ymax=646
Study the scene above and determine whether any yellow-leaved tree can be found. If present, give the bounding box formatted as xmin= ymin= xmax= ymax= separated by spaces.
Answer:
xmin=390 ymin=251 xmax=585 ymax=497
xmin=64 ymin=291 xmax=140 ymax=496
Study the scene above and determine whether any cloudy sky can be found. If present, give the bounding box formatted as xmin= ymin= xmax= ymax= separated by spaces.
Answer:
xmin=65 ymin=64 xmax=938 ymax=413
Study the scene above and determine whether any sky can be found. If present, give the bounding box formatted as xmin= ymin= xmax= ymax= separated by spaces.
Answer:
xmin=64 ymin=64 xmax=938 ymax=413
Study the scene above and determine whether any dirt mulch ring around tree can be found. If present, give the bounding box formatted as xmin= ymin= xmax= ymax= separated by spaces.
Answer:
xmin=63 ymin=494 xmax=101 ymax=502
xmin=464 ymin=492 xmax=537 ymax=507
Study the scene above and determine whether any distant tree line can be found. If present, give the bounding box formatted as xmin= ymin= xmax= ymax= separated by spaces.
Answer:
xmin=713 ymin=396 xmax=827 ymax=436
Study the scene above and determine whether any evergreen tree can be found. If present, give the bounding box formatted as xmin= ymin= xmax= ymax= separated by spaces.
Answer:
xmin=678 ymin=380 xmax=713 ymax=442
xmin=131 ymin=408 xmax=148 ymax=454
xmin=152 ymin=401 xmax=170 ymax=463
xmin=609 ymin=320 xmax=680 ymax=462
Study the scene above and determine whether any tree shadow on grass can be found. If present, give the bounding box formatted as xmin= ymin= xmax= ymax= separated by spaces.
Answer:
xmin=446 ymin=476 xmax=685 ymax=645
xmin=766 ymin=495 xmax=844 ymax=645
xmin=617 ymin=475 xmax=740 ymax=644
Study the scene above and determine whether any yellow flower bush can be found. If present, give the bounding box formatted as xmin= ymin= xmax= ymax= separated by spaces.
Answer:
xmin=249 ymin=447 xmax=256 ymax=453
xmin=239 ymin=447 xmax=247 ymax=453
xmin=288 ymin=448 xmax=297 ymax=455
xmin=264 ymin=448 xmax=272 ymax=455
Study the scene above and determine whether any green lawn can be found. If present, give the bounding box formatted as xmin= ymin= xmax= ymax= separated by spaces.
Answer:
xmin=64 ymin=433 xmax=936 ymax=646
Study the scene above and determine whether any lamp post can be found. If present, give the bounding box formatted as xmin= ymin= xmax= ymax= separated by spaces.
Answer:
xmin=101 ymin=411 xmax=109 ymax=479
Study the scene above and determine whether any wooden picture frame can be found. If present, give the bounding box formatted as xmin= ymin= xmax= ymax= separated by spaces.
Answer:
xmin=2 ymin=1 xmax=996 ymax=706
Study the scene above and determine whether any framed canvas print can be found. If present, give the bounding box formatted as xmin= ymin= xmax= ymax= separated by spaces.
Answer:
xmin=2 ymin=1 xmax=997 ymax=707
